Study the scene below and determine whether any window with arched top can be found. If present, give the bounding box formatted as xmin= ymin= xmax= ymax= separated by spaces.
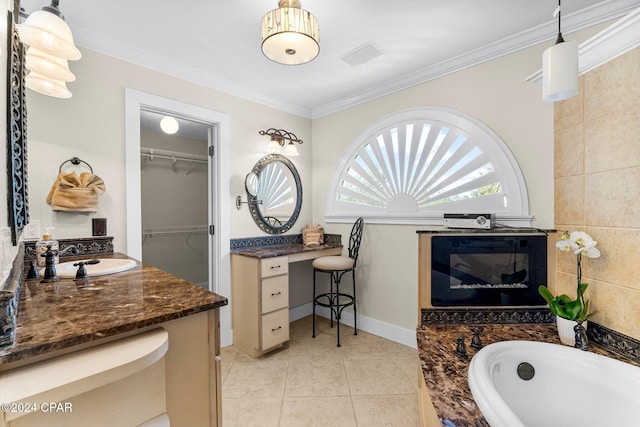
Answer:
xmin=324 ymin=108 xmax=531 ymax=226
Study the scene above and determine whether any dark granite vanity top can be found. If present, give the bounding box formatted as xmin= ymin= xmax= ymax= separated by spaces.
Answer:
xmin=0 ymin=252 xmax=227 ymax=367
xmin=230 ymin=233 xmax=343 ymax=259
xmin=231 ymin=242 xmax=342 ymax=259
xmin=418 ymin=310 xmax=640 ymax=426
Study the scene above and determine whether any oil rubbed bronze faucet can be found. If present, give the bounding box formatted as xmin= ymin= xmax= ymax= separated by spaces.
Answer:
xmin=40 ymin=245 xmax=60 ymax=283
xmin=574 ymin=322 xmax=589 ymax=351
xmin=73 ymin=259 xmax=101 ymax=279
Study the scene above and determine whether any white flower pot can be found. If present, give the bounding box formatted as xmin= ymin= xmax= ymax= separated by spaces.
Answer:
xmin=556 ymin=316 xmax=588 ymax=346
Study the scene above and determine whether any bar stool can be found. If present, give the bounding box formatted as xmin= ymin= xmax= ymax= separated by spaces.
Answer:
xmin=312 ymin=217 xmax=364 ymax=347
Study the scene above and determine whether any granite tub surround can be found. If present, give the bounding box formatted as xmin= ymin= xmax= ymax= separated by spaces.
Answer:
xmin=231 ymin=233 xmax=342 ymax=258
xmin=418 ymin=309 xmax=640 ymax=426
xmin=0 ymin=252 xmax=227 ymax=367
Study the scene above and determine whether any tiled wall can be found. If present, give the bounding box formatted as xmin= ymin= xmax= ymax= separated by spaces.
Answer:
xmin=554 ymin=47 xmax=640 ymax=340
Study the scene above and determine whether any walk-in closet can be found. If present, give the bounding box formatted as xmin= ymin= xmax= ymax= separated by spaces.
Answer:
xmin=139 ymin=110 xmax=210 ymax=288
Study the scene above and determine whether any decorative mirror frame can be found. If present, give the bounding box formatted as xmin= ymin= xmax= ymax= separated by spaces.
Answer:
xmin=247 ymin=154 xmax=302 ymax=234
xmin=6 ymin=0 xmax=29 ymax=246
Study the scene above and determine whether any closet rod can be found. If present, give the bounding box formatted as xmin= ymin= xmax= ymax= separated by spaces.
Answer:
xmin=142 ymin=225 xmax=208 ymax=236
xmin=140 ymin=147 xmax=208 ymax=164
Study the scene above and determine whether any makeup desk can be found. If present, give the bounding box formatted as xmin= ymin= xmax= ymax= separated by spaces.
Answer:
xmin=230 ymin=237 xmax=342 ymax=358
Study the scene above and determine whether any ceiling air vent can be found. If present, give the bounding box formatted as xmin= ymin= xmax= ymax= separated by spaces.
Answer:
xmin=340 ymin=42 xmax=384 ymax=66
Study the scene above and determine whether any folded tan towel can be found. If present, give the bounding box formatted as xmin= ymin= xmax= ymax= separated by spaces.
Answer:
xmin=46 ymin=172 xmax=106 ymax=212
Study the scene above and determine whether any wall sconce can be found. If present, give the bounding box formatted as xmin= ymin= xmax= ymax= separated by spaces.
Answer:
xmin=259 ymin=128 xmax=303 ymax=157
xmin=542 ymin=0 xmax=578 ymax=102
xmin=18 ymin=0 xmax=80 ymax=98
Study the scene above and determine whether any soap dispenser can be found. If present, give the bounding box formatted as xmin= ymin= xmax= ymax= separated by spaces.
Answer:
xmin=35 ymin=227 xmax=59 ymax=267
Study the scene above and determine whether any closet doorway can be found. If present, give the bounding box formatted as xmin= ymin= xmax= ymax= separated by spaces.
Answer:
xmin=125 ymin=89 xmax=232 ymax=346
xmin=139 ymin=110 xmax=210 ymax=288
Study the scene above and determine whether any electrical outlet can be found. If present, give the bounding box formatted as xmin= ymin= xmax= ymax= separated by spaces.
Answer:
xmin=23 ymin=219 xmax=41 ymax=239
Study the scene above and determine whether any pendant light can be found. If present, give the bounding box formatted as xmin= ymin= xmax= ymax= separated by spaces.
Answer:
xmin=261 ymin=0 xmax=320 ymax=65
xmin=542 ymin=0 xmax=578 ymax=102
xmin=18 ymin=0 xmax=80 ymax=98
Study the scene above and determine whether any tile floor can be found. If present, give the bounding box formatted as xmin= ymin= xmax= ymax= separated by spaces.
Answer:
xmin=221 ymin=315 xmax=422 ymax=427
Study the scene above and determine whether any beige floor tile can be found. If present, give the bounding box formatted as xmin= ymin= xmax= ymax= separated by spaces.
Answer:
xmin=352 ymin=394 xmax=421 ymax=427
xmin=280 ymin=396 xmax=357 ymax=427
xmin=220 ymin=315 xmax=420 ymax=425
xmin=345 ymin=358 xmax=416 ymax=395
xmin=222 ymin=360 xmax=288 ymax=398
xmin=285 ymin=359 xmax=350 ymax=397
xmin=222 ymin=397 xmax=282 ymax=427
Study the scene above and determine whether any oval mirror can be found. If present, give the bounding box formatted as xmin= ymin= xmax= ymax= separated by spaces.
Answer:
xmin=247 ymin=154 xmax=302 ymax=234
xmin=245 ymin=172 xmax=259 ymax=197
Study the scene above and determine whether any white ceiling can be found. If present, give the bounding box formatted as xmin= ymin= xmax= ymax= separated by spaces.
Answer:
xmin=21 ymin=0 xmax=640 ymax=118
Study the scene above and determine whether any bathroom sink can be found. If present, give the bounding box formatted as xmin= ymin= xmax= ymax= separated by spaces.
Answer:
xmin=468 ymin=340 xmax=640 ymax=427
xmin=53 ymin=258 xmax=138 ymax=279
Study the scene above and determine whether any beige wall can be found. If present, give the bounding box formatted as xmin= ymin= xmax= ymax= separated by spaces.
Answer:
xmin=26 ymin=48 xmax=313 ymax=253
xmin=554 ymin=47 xmax=640 ymax=340
xmin=312 ymin=43 xmax=556 ymax=332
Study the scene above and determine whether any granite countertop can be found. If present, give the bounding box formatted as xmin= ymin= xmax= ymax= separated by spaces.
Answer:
xmin=417 ymin=322 xmax=640 ymax=426
xmin=0 ymin=253 xmax=227 ymax=367
xmin=231 ymin=242 xmax=342 ymax=259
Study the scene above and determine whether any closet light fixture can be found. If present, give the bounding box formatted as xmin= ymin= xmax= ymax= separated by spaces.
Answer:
xmin=542 ymin=0 xmax=578 ymax=102
xmin=260 ymin=128 xmax=303 ymax=157
xmin=261 ymin=0 xmax=320 ymax=65
xmin=18 ymin=0 xmax=81 ymax=98
xmin=160 ymin=116 xmax=180 ymax=135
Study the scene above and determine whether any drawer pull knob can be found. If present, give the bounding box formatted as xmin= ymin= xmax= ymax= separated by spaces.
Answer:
xmin=271 ymin=291 xmax=282 ymax=296
xmin=270 ymin=265 xmax=281 ymax=269
xmin=272 ymin=326 xmax=282 ymax=332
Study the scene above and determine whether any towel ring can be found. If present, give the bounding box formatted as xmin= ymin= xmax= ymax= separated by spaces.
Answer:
xmin=59 ymin=157 xmax=93 ymax=173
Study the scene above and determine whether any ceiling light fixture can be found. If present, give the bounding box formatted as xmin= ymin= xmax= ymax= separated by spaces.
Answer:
xmin=260 ymin=128 xmax=303 ymax=157
xmin=18 ymin=0 xmax=81 ymax=98
xmin=160 ymin=116 xmax=180 ymax=135
xmin=261 ymin=0 xmax=320 ymax=65
xmin=542 ymin=0 xmax=578 ymax=102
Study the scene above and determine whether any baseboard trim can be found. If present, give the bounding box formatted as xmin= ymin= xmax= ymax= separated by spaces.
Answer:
xmin=289 ymin=303 xmax=417 ymax=348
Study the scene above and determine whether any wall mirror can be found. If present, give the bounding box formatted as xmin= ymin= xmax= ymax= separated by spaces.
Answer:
xmin=5 ymin=1 xmax=29 ymax=246
xmin=247 ymin=154 xmax=302 ymax=234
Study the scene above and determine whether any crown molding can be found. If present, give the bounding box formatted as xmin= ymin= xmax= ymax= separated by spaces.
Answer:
xmin=66 ymin=1 xmax=638 ymax=120
xmin=526 ymin=5 xmax=640 ymax=82
xmin=312 ymin=1 xmax=639 ymax=119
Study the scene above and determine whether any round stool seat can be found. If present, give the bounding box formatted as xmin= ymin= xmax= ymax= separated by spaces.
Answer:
xmin=312 ymin=255 xmax=354 ymax=271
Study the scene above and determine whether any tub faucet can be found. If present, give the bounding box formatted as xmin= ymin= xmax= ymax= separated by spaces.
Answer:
xmin=574 ymin=322 xmax=589 ymax=351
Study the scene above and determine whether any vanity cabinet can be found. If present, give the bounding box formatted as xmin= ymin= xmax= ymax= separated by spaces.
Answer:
xmin=231 ymin=255 xmax=290 ymax=357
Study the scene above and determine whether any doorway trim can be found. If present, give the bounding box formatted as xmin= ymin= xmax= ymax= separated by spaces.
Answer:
xmin=124 ymin=89 xmax=232 ymax=346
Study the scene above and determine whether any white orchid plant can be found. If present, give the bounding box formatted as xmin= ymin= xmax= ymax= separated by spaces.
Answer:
xmin=538 ymin=231 xmax=601 ymax=322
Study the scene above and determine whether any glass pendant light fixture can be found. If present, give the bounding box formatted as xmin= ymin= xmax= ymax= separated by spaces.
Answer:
xmin=542 ymin=0 xmax=578 ymax=102
xmin=261 ymin=0 xmax=320 ymax=65
xmin=18 ymin=0 xmax=80 ymax=98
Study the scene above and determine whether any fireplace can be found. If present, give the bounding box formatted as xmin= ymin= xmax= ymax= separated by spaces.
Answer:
xmin=418 ymin=230 xmax=553 ymax=309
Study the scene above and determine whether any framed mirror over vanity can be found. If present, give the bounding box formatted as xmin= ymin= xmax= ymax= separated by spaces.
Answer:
xmin=244 ymin=153 xmax=302 ymax=234
xmin=5 ymin=0 xmax=29 ymax=246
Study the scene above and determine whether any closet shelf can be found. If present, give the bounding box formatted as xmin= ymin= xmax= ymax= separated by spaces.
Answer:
xmin=142 ymin=225 xmax=208 ymax=236
xmin=140 ymin=147 xmax=208 ymax=164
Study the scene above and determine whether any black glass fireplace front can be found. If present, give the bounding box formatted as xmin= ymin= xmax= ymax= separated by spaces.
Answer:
xmin=431 ymin=233 xmax=547 ymax=307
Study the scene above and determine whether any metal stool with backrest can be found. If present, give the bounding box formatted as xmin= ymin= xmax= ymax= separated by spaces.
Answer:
xmin=312 ymin=217 xmax=364 ymax=347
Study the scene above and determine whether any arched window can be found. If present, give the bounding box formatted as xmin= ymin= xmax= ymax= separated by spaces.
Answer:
xmin=325 ymin=108 xmax=530 ymax=226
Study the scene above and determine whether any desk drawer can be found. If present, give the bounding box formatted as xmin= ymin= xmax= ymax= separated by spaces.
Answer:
xmin=261 ymin=308 xmax=289 ymax=350
xmin=261 ymin=256 xmax=288 ymax=278
xmin=261 ymin=275 xmax=289 ymax=314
